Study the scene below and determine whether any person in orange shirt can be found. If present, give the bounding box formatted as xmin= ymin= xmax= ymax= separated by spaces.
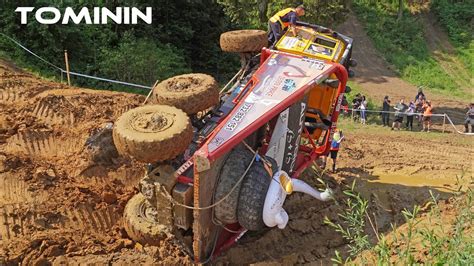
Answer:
xmin=422 ymin=100 xmax=433 ymax=132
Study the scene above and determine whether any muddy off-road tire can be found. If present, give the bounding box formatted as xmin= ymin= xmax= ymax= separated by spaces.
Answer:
xmin=152 ymin=73 xmax=219 ymax=115
xmin=214 ymin=148 xmax=254 ymax=224
xmin=220 ymin=30 xmax=267 ymax=53
xmin=123 ymin=193 xmax=170 ymax=246
xmin=237 ymin=157 xmax=277 ymax=231
xmin=113 ymin=105 xmax=193 ymax=163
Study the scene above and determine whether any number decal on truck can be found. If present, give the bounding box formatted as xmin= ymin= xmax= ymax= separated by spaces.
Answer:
xmin=225 ymin=103 xmax=253 ymax=131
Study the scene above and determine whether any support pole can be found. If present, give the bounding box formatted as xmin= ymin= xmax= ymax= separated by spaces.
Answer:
xmin=442 ymin=114 xmax=446 ymax=133
xmin=64 ymin=50 xmax=71 ymax=86
xmin=143 ymin=80 xmax=160 ymax=105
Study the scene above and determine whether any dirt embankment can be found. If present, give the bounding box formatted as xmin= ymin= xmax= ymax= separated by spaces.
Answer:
xmin=0 ymin=62 xmax=191 ymax=265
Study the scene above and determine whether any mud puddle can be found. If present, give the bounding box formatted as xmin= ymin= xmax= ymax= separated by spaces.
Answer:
xmin=358 ymin=172 xmax=463 ymax=193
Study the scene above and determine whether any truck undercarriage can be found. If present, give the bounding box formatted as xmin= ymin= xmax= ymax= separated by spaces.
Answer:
xmin=112 ymin=21 xmax=355 ymax=263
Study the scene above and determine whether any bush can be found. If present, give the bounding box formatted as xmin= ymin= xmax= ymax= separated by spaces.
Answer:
xmin=431 ymin=0 xmax=474 ymax=46
xmin=98 ymin=35 xmax=191 ymax=87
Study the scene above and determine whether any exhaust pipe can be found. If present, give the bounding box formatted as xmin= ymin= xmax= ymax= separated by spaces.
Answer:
xmin=263 ymin=171 xmax=333 ymax=229
xmin=292 ymin=179 xmax=333 ymax=201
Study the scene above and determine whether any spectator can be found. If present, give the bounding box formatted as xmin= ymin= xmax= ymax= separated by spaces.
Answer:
xmin=415 ymin=86 xmax=425 ymax=102
xmin=406 ymin=101 xmax=415 ymax=130
xmin=465 ymin=103 xmax=474 ymax=133
xmin=360 ymin=96 xmax=367 ymax=124
xmin=352 ymin=93 xmax=362 ymax=120
xmin=381 ymin=96 xmax=391 ymax=126
xmin=422 ymin=100 xmax=433 ymax=132
xmin=323 ymin=130 xmax=344 ymax=173
xmin=392 ymin=99 xmax=407 ymax=130
xmin=415 ymin=97 xmax=425 ymax=127
xmin=341 ymin=95 xmax=349 ymax=116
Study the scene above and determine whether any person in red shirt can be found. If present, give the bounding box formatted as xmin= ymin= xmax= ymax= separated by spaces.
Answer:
xmin=422 ymin=100 xmax=433 ymax=132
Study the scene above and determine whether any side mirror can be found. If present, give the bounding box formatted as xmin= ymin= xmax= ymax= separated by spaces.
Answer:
xmin=349 ymin=59 xmax=358 ymax=67
xmin=348 ymin=69 xmax=355 ymax=78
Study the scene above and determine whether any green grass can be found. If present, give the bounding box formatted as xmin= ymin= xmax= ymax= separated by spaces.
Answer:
xmin=352 ymin=1 xmax=468 ymax=97
xmin=432 ymin=0 xmax=474 ymax=89
xmin=457 ymin=42 xmax=474 ymax=76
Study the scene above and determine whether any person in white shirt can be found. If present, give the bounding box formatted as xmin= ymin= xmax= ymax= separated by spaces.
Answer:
xmin=360 ymin=96 xmax=367 ymax=124
xmin=405 ymin=101 xmax=415 ymax=130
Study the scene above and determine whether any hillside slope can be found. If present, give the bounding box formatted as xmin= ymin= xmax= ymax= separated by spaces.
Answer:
xmin=337 ymin=13 xmax=469 ymax=123
xmin=420 ymin=12 xmax=472 ymax=92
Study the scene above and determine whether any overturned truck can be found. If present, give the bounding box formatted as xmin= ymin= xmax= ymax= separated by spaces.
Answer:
xmin=112 ymin=22 xmax=356 ymax=263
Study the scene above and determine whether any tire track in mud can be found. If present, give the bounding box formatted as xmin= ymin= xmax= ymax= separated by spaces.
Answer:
xmin=0 ymin=87 xmax=25 ymax=104
xmin=5 ymin=131 xmax=86 ymax=159
xmin=0 ymin=61 xmax=148 ymax=263
xmin=0 ymin=203 xmax=121 ymax=242
xmin=0 ymin=204 xmax=39 ymax=240
xmin=63 ymin=204 xmax=121 ymax=233
xmin=0 ymin=173 xmax=48 ymax=205
xmin=31 ymin=96 xmax=76 ymax=126
xmin=77 ymin=166 xmax=144 ymax=188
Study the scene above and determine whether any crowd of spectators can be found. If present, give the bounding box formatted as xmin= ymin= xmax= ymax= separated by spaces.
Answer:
xmin=348 ymin=87 xmax=437 ymax=132
xmin=344 ymin=87 xmax=473 ymax=134
xmin=351 ymin=93 xmax=367 ymax=124
xmin=383 ymin=88 xmax=434 ymax=132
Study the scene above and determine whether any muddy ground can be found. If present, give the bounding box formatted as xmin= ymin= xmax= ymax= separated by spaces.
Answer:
xmin=0 ymin=61 xmax=189 ymax=265
xmin=0 ymin=11 xmax=472 ymax=263
xmin=0 ymin=57 xmax=472 ymax=265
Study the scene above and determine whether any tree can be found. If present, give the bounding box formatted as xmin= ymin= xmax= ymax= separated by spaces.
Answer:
xmin=0 ymin=0 xmax=240 ymax=88
xmin=258 ymin=0 xmax=270 ymax=23
xmin=398 ymin=0 xmax=404 ymax=20
xmin=217 ymin=0 xmax=349 ymax=28
xmin=98 ymin=35 xmax=190 ymax=85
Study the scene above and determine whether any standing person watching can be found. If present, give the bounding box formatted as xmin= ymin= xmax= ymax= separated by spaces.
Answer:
xmin=360 ymin=96 xmax=367 ymax=124
xmin=464 ymin=103 xmax=474 ymax=133
xmin=415 ymin=86 xmax=425 ymax=102
xmin=415 ymin=97 xmax=425 ymax=128
xmin=423 ymin=100 xmax=433 ymax=132
xmin=352 ymin=93 xmax=362 ymax=121
xmin=406 ymin=101 xmax=416 ymax=130
xmin=324 ymin=130 xmax=344 ymax=173
xmin=268 ymin=5 xmax=306 ymax=46
xmin=392 ymin=98 xmax=407 ymax=130
xmin=381 ymin=96 xmax=391 ymax=126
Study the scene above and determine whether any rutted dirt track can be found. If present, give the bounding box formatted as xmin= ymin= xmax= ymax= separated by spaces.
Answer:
xmin=0 ymin=61 xmax=189 ymax=265
xmin=0 ymin=60 xmax=472 ymax=264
